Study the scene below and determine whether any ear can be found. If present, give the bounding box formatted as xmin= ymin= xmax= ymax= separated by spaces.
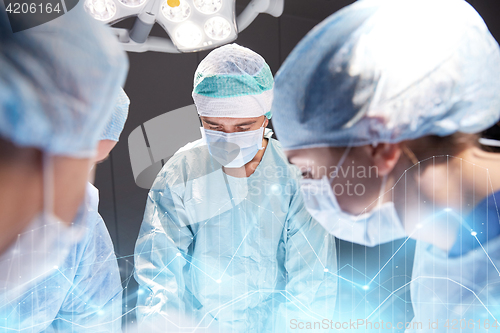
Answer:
xmin=369 ymin=143 xmax=402 ymax=176
xmin=264 ymin=117 xmax=269 ymax=128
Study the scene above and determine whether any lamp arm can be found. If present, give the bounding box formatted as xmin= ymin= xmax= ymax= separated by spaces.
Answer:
xmin=130 ymin=12 xmax=156 ymax=43
xmin=111 ymin=28 xmax=180 ymax=53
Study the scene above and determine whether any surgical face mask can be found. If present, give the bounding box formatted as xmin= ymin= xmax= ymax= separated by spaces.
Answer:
xmin=299 ymin=148 xmax=407 ymax=247
xmin=0 ymin=154 xmax=84 ymax=300
xmin=201 ymin=120 xmax=266 ymax=168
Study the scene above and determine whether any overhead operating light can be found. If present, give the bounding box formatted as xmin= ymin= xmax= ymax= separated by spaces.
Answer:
xmin=175 ymin=22 xmax=203 ymax=47
xmin=85 ymin=0 xmax=117 ymax=21
xmin=84 ymin=0 xmax=284 ymax=53
xmin=120 ymin=0 xmax=147 ymax=7
xmin=161 ymin=0 xmax=191 ymax=22
xmin=193 ymin=0 xmax=222 ymax=14
xmin=204 ymin=16 xmax=231 ymax=40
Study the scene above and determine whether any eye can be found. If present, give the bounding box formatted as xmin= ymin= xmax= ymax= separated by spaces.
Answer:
xmin=301 ymin=168 xmax=313 ymax=179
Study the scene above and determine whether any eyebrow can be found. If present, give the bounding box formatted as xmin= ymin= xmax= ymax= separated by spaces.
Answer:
xmin=202 ymin=119 xmax=257 ymax=126
xmin=202 ymin=119 xmax=221 ymax=126
xmin=235 ymin=121 xmax=257 ymax=126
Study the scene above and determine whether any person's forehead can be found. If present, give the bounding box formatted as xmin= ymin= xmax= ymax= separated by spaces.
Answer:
xmin=201 ymin=116 xmax=263 ymax=125
xmin=286 ymin=147 xmax=328 ymax=158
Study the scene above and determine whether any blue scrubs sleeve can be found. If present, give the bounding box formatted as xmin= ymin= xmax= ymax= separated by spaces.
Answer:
xmin=273 ymin=180 xmax=338 ymax=331
xmin=134 ymin=183 xmax=195 ymax=323
xmin=46 ymin=215 xmax=123 ymax=332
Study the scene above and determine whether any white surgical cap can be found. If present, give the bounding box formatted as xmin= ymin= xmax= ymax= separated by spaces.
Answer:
xmin=192 ymin=44 xmax=274 ymax=119
xmin=0 ymin=3 xmax=128 ymax=157
xmin=272 ymin=0 xmax=500 ymax=150
xmin=100 ymin=88 xmax=130 ymax=142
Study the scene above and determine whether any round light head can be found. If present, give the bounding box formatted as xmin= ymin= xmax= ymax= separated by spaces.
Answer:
xmin=204 ymin=17 xmax=231 ymax=41
xmin=118 ymin=0 xmax=146 ymax=7
xmin=175 ymin=23 xmax=203 ymax=48
xmin=194 ymin=0 xmax=222 ymax=14
xmin=85 ymin=0 xmax=116 ymax=21
xmin=162 ymin=0 xmax=191 ymax=22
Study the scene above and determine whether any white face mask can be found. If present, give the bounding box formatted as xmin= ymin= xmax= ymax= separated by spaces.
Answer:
xmin=201 ymin=120 xmax=266 ymax=168
xmin=299 ymin=148 xmax=407 ymax=247
xmin=0 ymin=154 xmax=84 ymax=300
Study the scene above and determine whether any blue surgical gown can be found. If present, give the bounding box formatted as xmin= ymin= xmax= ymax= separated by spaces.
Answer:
xmin=134 ymin=129 xmax=337 ymax=332
xmin=409 ymin=191 xmax=500 ymax=332
xmin=0 ymin=184 xmax=123 ymax=332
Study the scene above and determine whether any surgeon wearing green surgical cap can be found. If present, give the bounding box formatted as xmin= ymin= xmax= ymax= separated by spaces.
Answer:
xmin=134 ymin=44 xmax=337 ymax=332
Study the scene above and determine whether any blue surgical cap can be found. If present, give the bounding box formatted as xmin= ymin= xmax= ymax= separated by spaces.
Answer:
xmin=272 ymin=0 xmax=500 ymax=150
xmin=0 ymin=3 xmax=128 ymax=157
xmin=100 ymin=88 xmax=130 ymax=142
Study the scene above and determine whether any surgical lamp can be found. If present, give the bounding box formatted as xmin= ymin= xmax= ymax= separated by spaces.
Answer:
xmin=85 ymin=0 xmax=284 ymax=53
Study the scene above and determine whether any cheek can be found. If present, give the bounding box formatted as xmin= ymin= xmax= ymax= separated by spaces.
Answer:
xmin=333 ymin=178 xmax=373 ymax=214
xmin=0 ymin=171 xmax=43 ymax=255
xmin=416 ymin=165 xmax=449 ymax=207
xmin=332 ymin=163 xmax=385 ymax=214
xmin=53 ymin=158 xmax=92 ymax=224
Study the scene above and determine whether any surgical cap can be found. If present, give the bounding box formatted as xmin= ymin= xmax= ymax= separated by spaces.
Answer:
xmin=192 ymin=43 xmax=274 ymax=119
xmin=0 ymin=3 xmax=128 ymax=157
xmin=272 ymin=0 xmax=500 ymax=150
xmin=100 ymin=88 xmax=130 ymax=142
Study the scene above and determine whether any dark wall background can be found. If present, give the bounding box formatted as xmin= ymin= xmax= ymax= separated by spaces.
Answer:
xmin=94 ymin=0 xmax=500 ymax=326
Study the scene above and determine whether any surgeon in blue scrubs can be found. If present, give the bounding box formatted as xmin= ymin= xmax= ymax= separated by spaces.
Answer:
xmin=0 ymin=3 xmax=128 ymax=331
xmin=0 ymin=90 xmax=130 ymax=332
xmin=272 ymin=0 xmax=500 ymax=331
xmin=134 ymin=44 xmax=337 ymax=332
